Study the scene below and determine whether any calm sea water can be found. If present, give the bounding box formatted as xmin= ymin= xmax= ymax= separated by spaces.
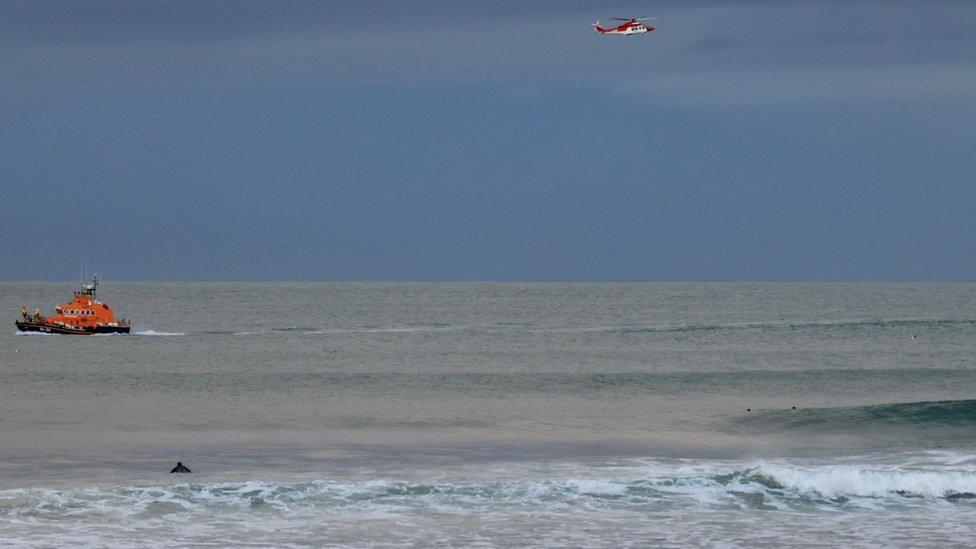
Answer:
xmin=1 ymin=282 xmax=975 ymax=546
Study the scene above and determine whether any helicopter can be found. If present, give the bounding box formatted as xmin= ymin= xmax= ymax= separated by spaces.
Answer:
xmin=592 ymin=16 xmax=657 ymax=36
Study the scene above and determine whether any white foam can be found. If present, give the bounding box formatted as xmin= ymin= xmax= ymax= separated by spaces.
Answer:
xmin=133 ymin=330 xmax=186 ymax=336
xmin=564 ymin=478 xmax=629 ymax=497
xmin=4 ymin=460 xmax=976 ymax=547
xmin=758 ymin=465 xmax=976 ymax=499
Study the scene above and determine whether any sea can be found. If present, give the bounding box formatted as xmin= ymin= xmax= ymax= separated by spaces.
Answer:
xmin=1 ymin=282 xmax=974 ymax=546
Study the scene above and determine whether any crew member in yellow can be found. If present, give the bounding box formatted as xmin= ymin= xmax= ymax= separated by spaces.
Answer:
xmin=21 ymin=306 xmax=28 ymax=320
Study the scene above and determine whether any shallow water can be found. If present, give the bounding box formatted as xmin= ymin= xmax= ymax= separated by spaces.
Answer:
xmin=1 ymin=282 xmax=975 ymax=545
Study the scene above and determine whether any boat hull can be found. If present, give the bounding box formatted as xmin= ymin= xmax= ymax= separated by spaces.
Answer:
xmin=15 ymin=320 xmax=130 ymax=335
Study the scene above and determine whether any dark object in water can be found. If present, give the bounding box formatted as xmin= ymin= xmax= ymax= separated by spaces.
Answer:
xmin=170 ymin=462 xmax=191 ymax=473
xmin=734 ymin=399 xmax=976 ymax=433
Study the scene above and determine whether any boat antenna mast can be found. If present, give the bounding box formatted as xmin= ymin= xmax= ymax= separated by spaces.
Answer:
xmin=87 ymin=273 xmax=98 ymax=298
xmin=77 ymin=271 xmax=98 ymax=298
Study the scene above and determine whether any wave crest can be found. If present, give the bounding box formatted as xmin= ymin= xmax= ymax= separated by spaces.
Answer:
xmin=734 ymin=399 xmax=976 ymax=432
xmin=752 ymin=465 xmax=976 ymax=499
xmin=4 ymin=463 xmax=976 ymax=522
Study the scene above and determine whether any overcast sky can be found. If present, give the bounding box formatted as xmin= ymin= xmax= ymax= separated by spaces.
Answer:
xmin=2 ymin=0 xmax=974 ymax=281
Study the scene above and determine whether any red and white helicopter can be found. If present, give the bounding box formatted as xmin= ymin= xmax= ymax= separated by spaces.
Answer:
xmin=592 ymin=16 xmax=657 ymax=36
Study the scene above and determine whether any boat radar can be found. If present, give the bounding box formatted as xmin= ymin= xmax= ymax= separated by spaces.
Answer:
xmin=15 ymin=275 xmax=131 ymax=335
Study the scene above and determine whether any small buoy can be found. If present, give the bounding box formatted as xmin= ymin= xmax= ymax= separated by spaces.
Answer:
xmin=747 ymin=408 xmax=751 ymax=412
xmin=792 ymin=406 xmax=796 ymax=410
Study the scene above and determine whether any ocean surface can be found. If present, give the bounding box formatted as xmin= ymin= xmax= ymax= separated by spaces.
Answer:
xmin=1 ymin=282 xmax=975 ymax=546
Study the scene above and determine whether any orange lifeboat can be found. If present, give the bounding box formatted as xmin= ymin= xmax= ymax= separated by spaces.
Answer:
xmin=15 ymin=275 xmax=130 ymax=335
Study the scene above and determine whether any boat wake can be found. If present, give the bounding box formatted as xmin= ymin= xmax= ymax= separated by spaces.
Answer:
xmin=132 ymin=330 xmax=186 ymax=337
xmin=193 ymin=326 xmax=461 ymax=336
xmin=540 ymin=317 xmax=976 ymax=335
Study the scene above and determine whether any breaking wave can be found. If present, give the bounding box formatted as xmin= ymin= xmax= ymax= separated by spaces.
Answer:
xmin=3 ymin=465 xmax=975 ymax=523
xmin=751 ymin=465 xmax=976 ymax=499
xmin=4 ymin=460 xmax=976 ymax=546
